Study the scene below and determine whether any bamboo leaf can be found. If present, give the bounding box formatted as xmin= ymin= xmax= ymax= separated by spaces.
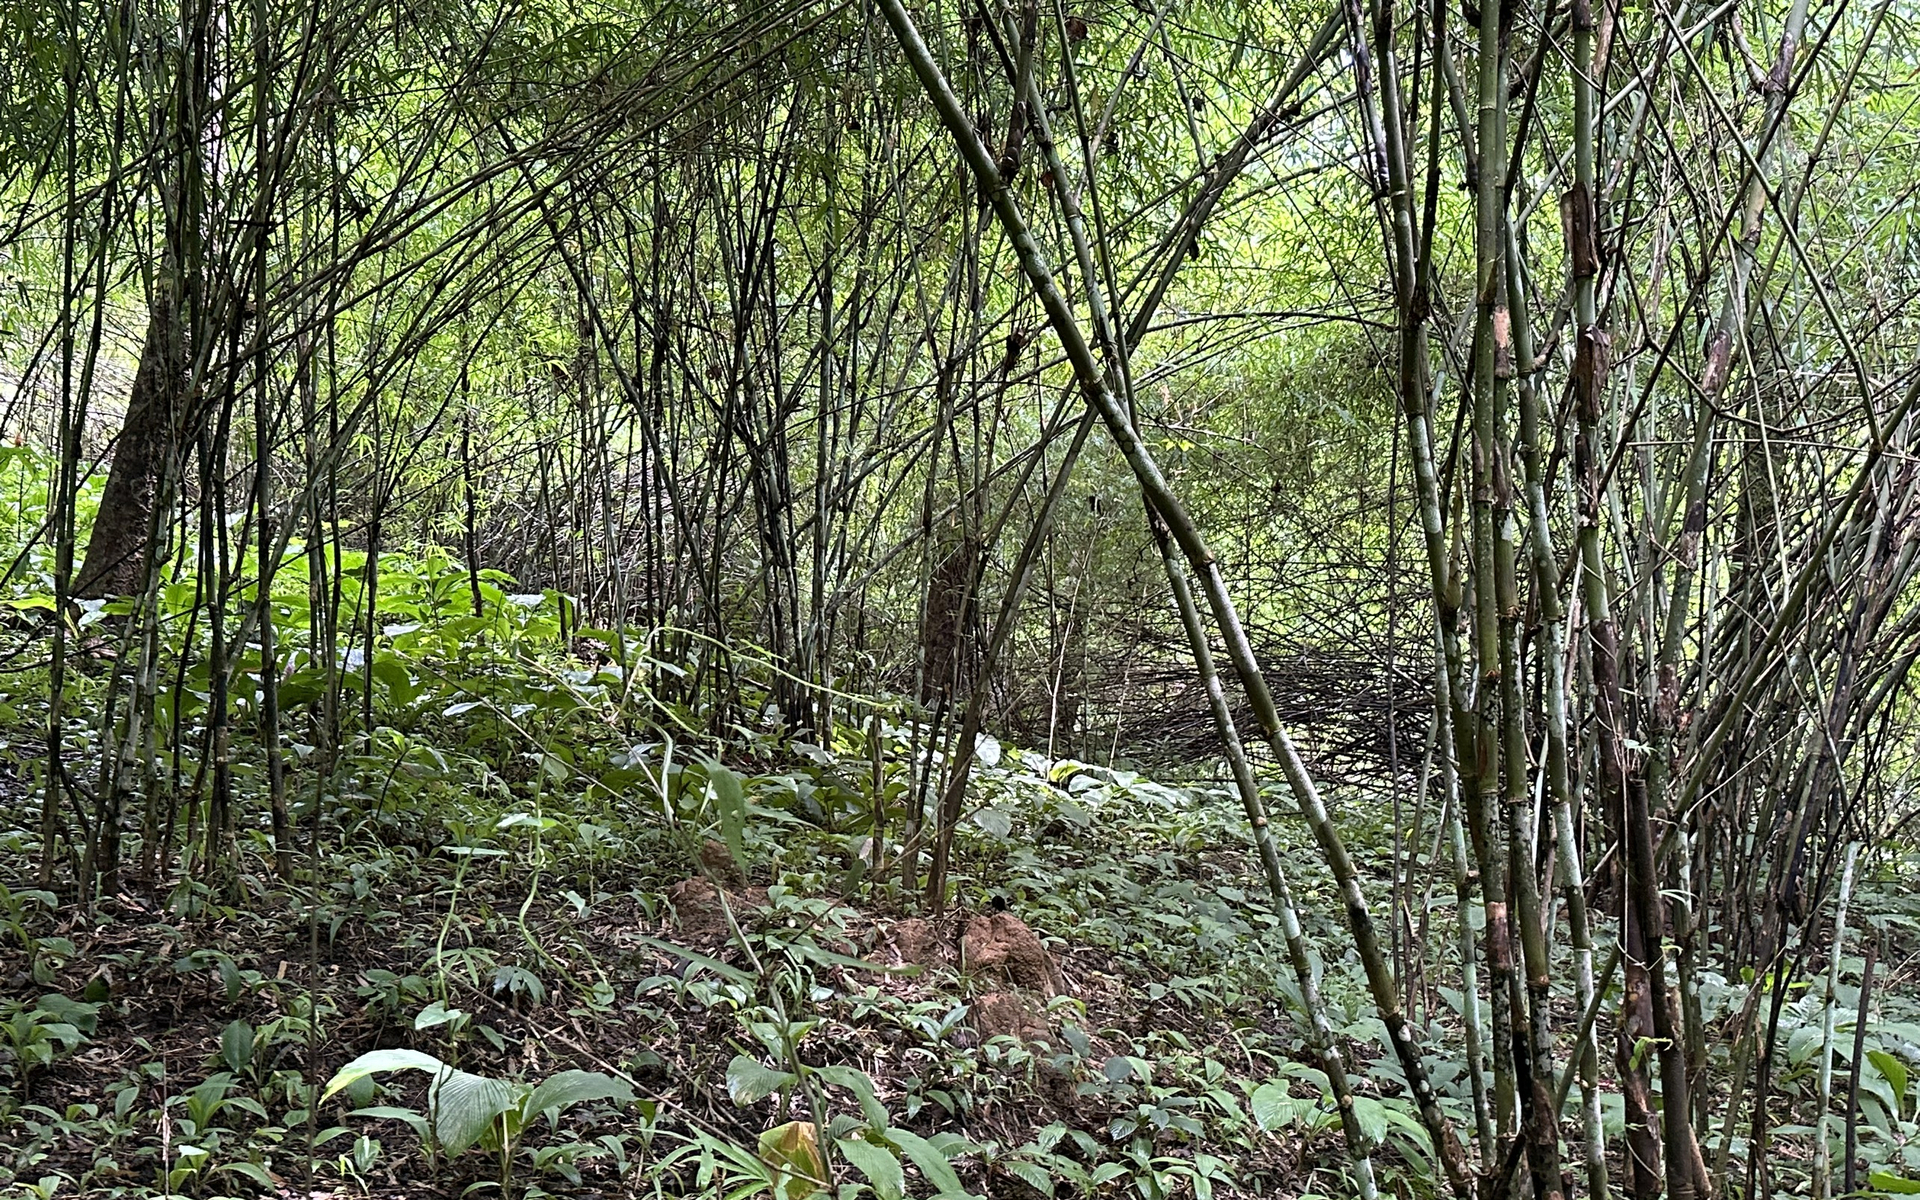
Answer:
xmin=758 ymin=1120 xmax=826 ymax=1200
xmin=885 ymin=1128 xmax=976 ymax=1198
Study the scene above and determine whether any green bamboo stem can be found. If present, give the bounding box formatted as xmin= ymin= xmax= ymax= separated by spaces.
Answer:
xmin=1497 ymin=237 xmax=1567 ymax=1200
xmin=1365 ymin=0 xmax=1499 ymax=1168
xmin=1469 ymin=0 xmax=1522 ymax=1153
xmin=1436 ymin=657 xmax=1497 ymax=1163
xmin=921 ymin=409 xmax=1097 ymax=909
xmin=1507 ymin=203 xmax=1607 ymax=1194
xmin=922 ymin=0 xmax=1333 ymax=907
xmin=1562 ymin=0 xmax=1633 ymax=1191
xmin=1041 ymin=31 xmax=1384 ymax=1183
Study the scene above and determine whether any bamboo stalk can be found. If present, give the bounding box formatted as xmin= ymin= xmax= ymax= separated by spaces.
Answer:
xmin=1812 ymin=843 xmax=1860 ymax=1200
xmin=1845 ymin=933 xmax=1880 ymax=1197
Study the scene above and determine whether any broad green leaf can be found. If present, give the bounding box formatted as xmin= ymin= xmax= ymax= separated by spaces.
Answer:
xmin=631 ymin=935 xmax=755 ymax=984
xmin=1863 ymin=1094 xmax=1895 ymax=1139
xmin=1102 ymin=1055 xmax=1151 ymax=1084
xmin=971 ymin=808 xmax=1013 ymax=838
xmin=1787 ymin=1024 xmax=1823 ymax=1067
xmin=218 ymin=1160 xmax=275 ymax=1188
xmin=36 ymin=994 xmax=100 ymax=1035
xmin=726 ymin=1054 xmax=796 ymax=1106
xmin=325 ymin=1049 xmax=516 ymax=1155
xmin=414 ymin=1000 xmax=465 ymax=1031
xmin=1351 ymin=1097 xmax=1390 ymax=1146
xmin=1000 ymin=1159 xmax=1054 ymax=1197
xmin=885 ymin=1128 xmax=976 ymax=1198
xmin=220 ymin=1020 xmax=255 ymax=1073
xmin=188 ymin=1072 xmax=235 ymax=1123
xmin=789 ymin=943 xmax=905 ymax=975
xmin=1249 ymin=1082 xmax=1304 ymax=1133
xmin=1600 ymin=1092 xmax=1626 ymax=1139
xmin=323 ymin=1049 xmax=446 ymax=1101
xmin=348 ymin=1105 xmax=430 ymax=1140
xmin=370 ymin=654 xmax=411 ymax=695
xmin=837 ymin=1135 xmax=905 ymax=1200
xmin=523 ymin=1069 xmax=634 ymax=1120
xmin=814 ymin=1064 xmax=888 ymax=1128
xmin=709 ymin=762 xmax=748 ymax=868
xmin=1871 ymin=1170 xmax=1920 ymax=1195
xmin=429 ymin=1068 xmax=519 ymax=1156
xmin=973 ymin=734 xmax=1001 ymax=767
xmin=1871 ymin=1049 xmax=1910 ymax=1115
xmin=277 ymin=669 xmax=327 ymax=707
xmin=1381 ymin=1102 xmax=1433 ymax=1155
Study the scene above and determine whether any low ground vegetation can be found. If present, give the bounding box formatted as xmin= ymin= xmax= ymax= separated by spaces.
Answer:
xmin=5 ymin=551 xmax=1918 ymax=1198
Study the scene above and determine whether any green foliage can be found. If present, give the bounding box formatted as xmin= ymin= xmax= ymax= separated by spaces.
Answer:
xmin=324 ymin=1048 xmax=635 ymax=1189
xmin=0 ymin=994 xmax=97 ymax=1094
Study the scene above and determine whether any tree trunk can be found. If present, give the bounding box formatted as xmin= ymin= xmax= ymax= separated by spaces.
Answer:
xmin=75 ymin=287 xmax=185 ymax=599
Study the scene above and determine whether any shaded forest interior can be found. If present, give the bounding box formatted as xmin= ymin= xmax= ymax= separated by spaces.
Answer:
xmin=3 ymin=0 xmax=1920 ymax=1196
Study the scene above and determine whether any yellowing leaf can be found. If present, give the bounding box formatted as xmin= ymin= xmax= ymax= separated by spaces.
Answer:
xmin=758 ymin=1120 xmax=826 ymax=1200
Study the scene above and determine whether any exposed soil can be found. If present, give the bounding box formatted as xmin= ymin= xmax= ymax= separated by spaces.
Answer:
xmin=664 ymin=875 xmax=768 ymax=945
xmin=960 ymin=910 xmax=1066 ymax=996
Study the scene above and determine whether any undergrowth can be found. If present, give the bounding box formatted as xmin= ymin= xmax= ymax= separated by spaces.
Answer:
xmin=3 ymin=540 xmax=1919 ymax=1199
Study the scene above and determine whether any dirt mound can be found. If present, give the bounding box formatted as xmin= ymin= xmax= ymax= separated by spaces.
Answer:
xmin=971 ymin=990 xmax=1050 ymax=1042
xmin=665 ymin=876 xmax=766 ymax=945
xmin=698 ymin=837 xmax=748 ymax=887
xmin=962 ymin=911 xmax=1067 ymax=995
xmin=888 ymin=917 xmax=948 ymax=968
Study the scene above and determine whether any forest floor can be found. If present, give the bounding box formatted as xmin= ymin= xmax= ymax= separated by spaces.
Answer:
xmin=1 ymin=723 xmax=1393 ymax=1200
xmin=4 ymin=578 xmax=1909 ymax=1199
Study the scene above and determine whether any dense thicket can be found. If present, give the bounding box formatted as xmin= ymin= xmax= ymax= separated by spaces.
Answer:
xmin=3 ymin=0 xmax=1920 ymax=1194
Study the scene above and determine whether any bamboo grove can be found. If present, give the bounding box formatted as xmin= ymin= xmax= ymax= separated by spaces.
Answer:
xmin=3 ymin=0 xmax=1919 ymax=1194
